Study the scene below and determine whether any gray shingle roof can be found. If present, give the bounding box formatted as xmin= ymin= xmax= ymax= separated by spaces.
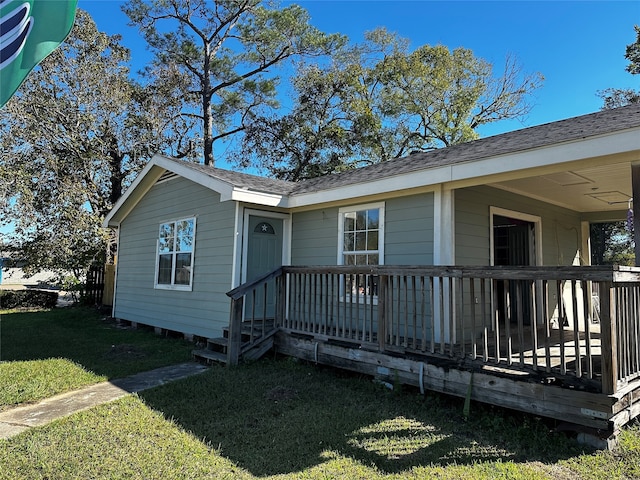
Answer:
xmin=172 ymin=103 xmax=640 ymax=197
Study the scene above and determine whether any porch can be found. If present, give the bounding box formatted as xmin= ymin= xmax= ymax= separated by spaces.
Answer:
xmin=220 ymin=265 xmax=640 ymax=446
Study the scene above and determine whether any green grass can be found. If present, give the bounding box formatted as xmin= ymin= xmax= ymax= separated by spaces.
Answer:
xmin=1 ymin=309 xmax=640 ymax=478
xmin=6 ymin=356 xmax=640 ymax=479
xmin=0 ymin=307 xmax=194 ymax=409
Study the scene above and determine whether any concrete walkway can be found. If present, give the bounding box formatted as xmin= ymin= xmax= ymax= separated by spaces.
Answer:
xmin=0 ymin=362 xmax=209 ymax=440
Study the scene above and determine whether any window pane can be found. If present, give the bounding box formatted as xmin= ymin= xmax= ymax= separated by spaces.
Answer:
xmin=367 ymin=231 xmax=378 ymax=250
xmin=367 ymin=209 xmax=379 ymax=229
xmin=367 ymin=254 xmax=379 ymax=265
xmin=157 ymin=255 xmax=173 ymax=284
xmin=343 ymin=233 xmax=355 ymax=252
xmin=159 ymin=223 xmax=174 ymax=253
xmin=355 ymin=231 xmax=367 ymax=251
xmin=344 ymin=254 xmax=356 ymax=266
xmin=344 ymin=212 xmax=356 ymax=232
xmin=174 ymin=253 xmax=192 ymax=285
xmin=355 ymin=254 xmax=367 ymax=265
xmin=356 ymin=210 xmax=367 ymax=229
xmin=176 ymin=219 xmax=194 ymax=252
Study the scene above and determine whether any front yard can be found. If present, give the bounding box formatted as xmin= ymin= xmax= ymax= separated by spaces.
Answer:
xmin=1 ymin=307 xmax=639 ymax=479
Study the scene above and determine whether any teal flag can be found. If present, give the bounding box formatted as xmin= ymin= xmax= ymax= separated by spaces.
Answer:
xmin=0 ymin=0 xmax=77 ymax=108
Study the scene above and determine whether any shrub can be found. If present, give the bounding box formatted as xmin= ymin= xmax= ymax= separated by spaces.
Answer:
xmin=0 ymin=289 xmax=58 ymax=309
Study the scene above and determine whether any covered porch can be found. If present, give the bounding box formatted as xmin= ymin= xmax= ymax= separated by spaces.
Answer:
xmin=222 ymin=264 xmax=640 ymax=447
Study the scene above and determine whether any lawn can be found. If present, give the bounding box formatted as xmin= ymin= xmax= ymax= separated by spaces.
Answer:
xmin=0 ymin=307 xmax=194 ymax=409
xmin=1 ymin=308 xmax=640 ymax=479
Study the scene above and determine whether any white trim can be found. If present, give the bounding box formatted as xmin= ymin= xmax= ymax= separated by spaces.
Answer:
xmin=286 ymin=128 xmax=640 ymax=209
xmin=489 ymin=207 xmax=543 ymax=266
xmin=581 ymin=221 xmax=591 ymax=267
xmin=337 ymin=202 xmax=386 ymax=266
xmin=110 ymin=226 xmax=121 ymax=318
xmin=240 ymin=209 xmax=291 ymax=285
xmin=231 ymin=203 xmax=242 ymax=289
xmin=154 ymin=216 xmax=196 ymax=291
xmin=433 ymin=187 xmax=455 ymax=265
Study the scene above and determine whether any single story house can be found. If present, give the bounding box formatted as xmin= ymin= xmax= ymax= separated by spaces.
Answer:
xmin=104 ymin=104 xmax=640 ymax=447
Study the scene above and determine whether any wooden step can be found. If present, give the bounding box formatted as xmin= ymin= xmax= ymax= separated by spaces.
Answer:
xmin=192 ymin=349 xmax=227 ymax=364
xmin=206 ymin=337 xmax=228 ymax=352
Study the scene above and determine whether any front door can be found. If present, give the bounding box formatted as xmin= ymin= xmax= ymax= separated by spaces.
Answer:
xmin=245 ymin=215 xmax=283 ymax=319
xmin=493 ymin=215 xmax=536 ymax=325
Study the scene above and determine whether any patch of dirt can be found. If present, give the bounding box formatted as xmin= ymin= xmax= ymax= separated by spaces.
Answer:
xmin=265 ymin=386 xmax=298 ymax=402
xmin=103 ymin=344 xmax=147 ymax=360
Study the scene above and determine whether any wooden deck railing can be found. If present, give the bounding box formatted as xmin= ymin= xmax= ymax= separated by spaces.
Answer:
xmin=227 ymin=265 xmax=640 ymax=393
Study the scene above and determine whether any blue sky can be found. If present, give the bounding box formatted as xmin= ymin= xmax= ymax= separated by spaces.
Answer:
xmin=78 ymin=0 xmax=640 ymax=139
xmin=1 ymin=1 xmax=638 ymax=239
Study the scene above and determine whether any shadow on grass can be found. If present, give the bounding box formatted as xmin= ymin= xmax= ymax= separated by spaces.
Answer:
xmin=139 ymin=356 xmax=590 ymax=477
xmin=0 ymin=307 xmax=194 ymax=379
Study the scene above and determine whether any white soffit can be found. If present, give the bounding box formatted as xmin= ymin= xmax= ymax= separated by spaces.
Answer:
xmin=586 ymin=191 xmax=632 ymax=206
xmin=541 ymin=171 xmax=594 ymax=186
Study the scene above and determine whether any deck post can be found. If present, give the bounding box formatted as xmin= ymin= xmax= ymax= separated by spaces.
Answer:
xmin=599 ymin=281 xmax=618 ymax=395
xmin=378 ymin=274 xmax=388 ymax=352
xmin=227 ymin=296 xmax=244 ymax=366
xmin=632 ymin=162 xmax=640 ymax=267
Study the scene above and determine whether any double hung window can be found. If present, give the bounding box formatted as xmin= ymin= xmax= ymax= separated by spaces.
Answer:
xmin=156 ymin=218 xmax=196 ymax=290
xmin=338 ymin=203 xmax=384 ymax=299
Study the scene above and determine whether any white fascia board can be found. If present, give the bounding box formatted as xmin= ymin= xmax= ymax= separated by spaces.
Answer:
xmin=449 ymin=128 xmax=640 ymax=183
xmin=152 ymin=154 xmax=235 ymax=199
xmin=287 ymin=166 xmax=453 ymax=208
xmin=102 ymin=159 xmax=163 ymax=227
xmin=228 ymin=189 xmax=286 ymax=207
xmin=103 ymin=154 xmax=236 ymax=227
xmin=288 ymin=127 xmax=640 ymax=209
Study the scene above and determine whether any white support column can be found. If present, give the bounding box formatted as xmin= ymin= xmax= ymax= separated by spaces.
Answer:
xmin=433 ymin=186 xmax=455 ymax=265
xmin=580 ymin=221 xmax=591 ymax=266
xmin=433 ymin=186 xmax=455 ymax=343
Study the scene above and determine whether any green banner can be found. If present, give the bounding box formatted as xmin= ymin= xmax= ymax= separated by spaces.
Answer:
xmin=1 ymin=0 xmax=78 ymax=108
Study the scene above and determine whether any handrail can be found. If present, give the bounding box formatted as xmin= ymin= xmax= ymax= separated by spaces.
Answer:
xmin=226 ymin=266 xmax=284 ymax=365
xmin=281 ymin=265 xmax=640 ymax=283
xmin=226 ymin=266 xmax=284 ymax=300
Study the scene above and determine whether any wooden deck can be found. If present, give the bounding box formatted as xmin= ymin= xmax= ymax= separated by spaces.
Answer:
xmin=222 ymin=265 xmax=640 ymax=447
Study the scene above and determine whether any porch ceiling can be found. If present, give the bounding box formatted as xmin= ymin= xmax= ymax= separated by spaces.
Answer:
xmin=490 ymin=161 xmax=632 ymax=216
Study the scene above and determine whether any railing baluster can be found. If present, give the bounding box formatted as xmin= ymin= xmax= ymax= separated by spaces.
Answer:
xmin=557 ymin=280 xmax=566 ymax=375
xmin=459 ymin=277 xmax=465 ymax=358
xmin=492 ymin=278 xmax=500 ymax=364
xmin=439 ymin=277 xmax=445 ymax=355
xmin=530 ymin=280 xmax=539 ymax=371
xmin=411 ymin=276 xmax=418 ymax=350
xmin=571 ymin=280 xmax=582 ymax=378
xmin=378 ymin=274 xmax=387 ymax=352
xmin=581 ymin=279 xmax=592 ymax=379
xmin=470 ymin=277 xmax=477 ymax=360
xmin=504 ymin=280 xmax=512 ymax=366
xmin=481 ymin=278 xmax=489 ymax=363
xmin=429 ymin=276 xmax=435 ymax=354
xmin=516 ymin=280 xmax=525 ymax=366
xmin=543 ymin=280 xmax=551 ymax=373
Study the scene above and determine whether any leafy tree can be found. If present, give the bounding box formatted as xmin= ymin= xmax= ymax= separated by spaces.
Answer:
xmin=591 ymin=221 xmax=635 ymax=266
xmin=123 ymin=0 xmax=345 ymax=166
xmin=599 ymin=25 xmax=640 ymax=108
xmin=239 ymin=28 xmax=543 ymax=181
xmin=0 ymin=10 xmax=179 ymax=279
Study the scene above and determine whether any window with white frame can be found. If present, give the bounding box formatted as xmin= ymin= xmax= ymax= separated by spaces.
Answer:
xmin=338 ymin=203 xmax=384 ymax=298
xmin=156 ymin=218 xmax=196 ymax=289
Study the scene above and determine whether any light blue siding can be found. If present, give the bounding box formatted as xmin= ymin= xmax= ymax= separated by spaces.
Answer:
xmin=114 ymin=177 xmax=236 ymax=338
xmin=455 ymin=186 xmax=583 ymax=266
xmin=291 ymin=193 xmax=434 ymax=266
